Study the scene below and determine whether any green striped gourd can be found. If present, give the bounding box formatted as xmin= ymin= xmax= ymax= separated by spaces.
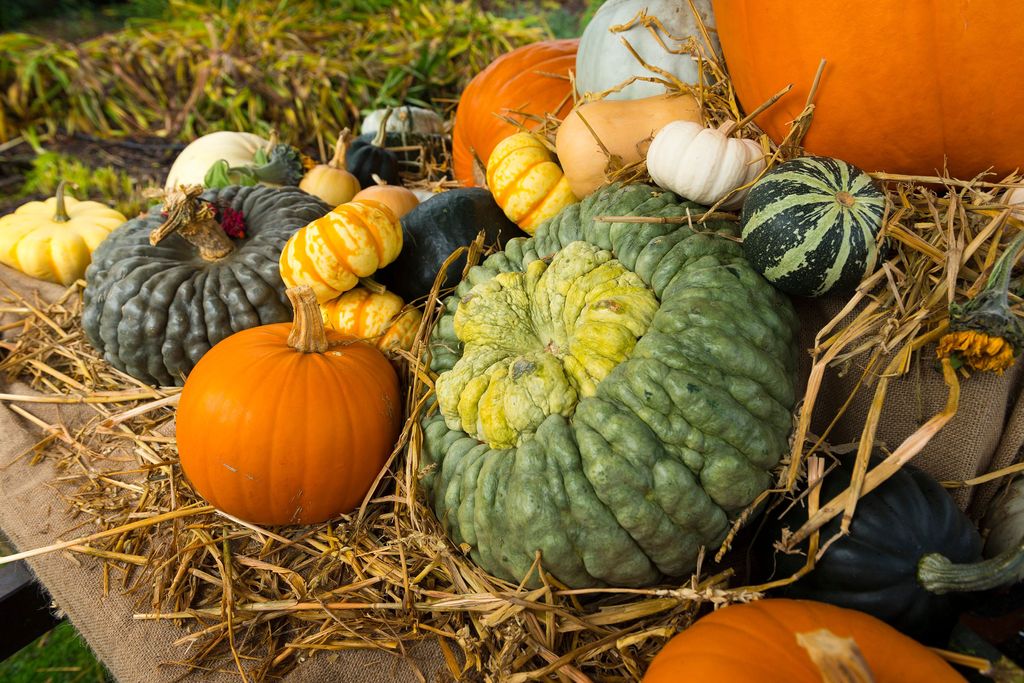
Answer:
xmin=740 ymin=156 xmax=886 ymax=297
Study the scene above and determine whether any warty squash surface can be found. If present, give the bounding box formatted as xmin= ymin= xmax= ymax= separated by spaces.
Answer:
xmin=83 ymin=185 xmax=329 ymax=386
xmin=422 ymin=183 xmax=799 ymax=587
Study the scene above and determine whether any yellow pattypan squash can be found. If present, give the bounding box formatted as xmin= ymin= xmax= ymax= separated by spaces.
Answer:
xmin=0 ymin=182 xmax=127 ymax=285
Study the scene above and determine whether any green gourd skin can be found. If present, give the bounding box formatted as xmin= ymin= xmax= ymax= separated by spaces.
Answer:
xmin=83 ymin=185 xmax=329 ymax=386
xmin=422 ymin=183 xmax=799 ymax=588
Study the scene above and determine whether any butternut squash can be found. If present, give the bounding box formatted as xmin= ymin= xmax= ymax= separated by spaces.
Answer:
xmin=555 ymin=94 xmax=701 ymax=198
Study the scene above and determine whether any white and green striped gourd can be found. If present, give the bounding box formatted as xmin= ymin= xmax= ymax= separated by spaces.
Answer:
xmin=740 ymin=156 xmax=886 ymax=297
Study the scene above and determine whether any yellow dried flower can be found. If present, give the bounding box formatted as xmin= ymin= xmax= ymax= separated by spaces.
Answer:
xmin=301 ymin=154 xmax=318 ymax=171
xmin=937 ymin=330 xmax=1016 ymax=373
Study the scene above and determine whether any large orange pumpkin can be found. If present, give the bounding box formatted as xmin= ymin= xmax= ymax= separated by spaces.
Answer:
xmin=176 ymin=285 xmax=402 ymax=526
xmin=452 ymin=39 xmax=578 ymax=187
xmin=712 ymin=1 xmax=1024 ymax=180
xmin=642 ymin=599 xmax=964 ymax=683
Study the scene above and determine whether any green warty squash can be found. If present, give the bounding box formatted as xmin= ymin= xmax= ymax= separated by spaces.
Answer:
xmin=83 ymin=185 xmax=329 ymax=386
xmin=422 ymin=183 xmax=799 ymax=587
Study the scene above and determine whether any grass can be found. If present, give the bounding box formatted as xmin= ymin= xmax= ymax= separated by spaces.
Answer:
xmin=0 ymin=623 xmax=108 ymax=683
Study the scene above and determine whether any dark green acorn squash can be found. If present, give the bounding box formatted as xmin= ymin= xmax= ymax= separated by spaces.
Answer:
xmin=352 ymin=131 xmax=451 ymax=173
xmin=760 ymin=455 xmax=1024 ymax=645
xmin=374 ymin=188 xmax=522 ymax=302
xmin=740 ymin=156 xmax=886 ymax=298
xmin=83 ymin=185 xmax=329 ymax=386
xmin=346 ymin=125 xmax=400 ymax=188
xmin=421 ymin=183 xmax=800 ymax=588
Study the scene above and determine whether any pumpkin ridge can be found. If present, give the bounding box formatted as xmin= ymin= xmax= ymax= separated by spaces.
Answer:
xmin=493 ymin=158 xmax=548 ymax=208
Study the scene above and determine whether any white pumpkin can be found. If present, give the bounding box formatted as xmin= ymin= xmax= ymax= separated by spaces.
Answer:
xmin=576 ymin=0 xmax=721 ymax=101
xmin=165 ymin=131 xmax=271 ymax=190
xmin=646 ymin=121 xmax=765 ymax=210
xmin=360 ymin=106 xmax=445 ymax=136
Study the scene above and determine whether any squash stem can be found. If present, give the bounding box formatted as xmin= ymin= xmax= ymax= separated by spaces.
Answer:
xmin=797 ymin=629 xmax=876 ymax=683
xmin=372 ymin=108 xmax=393 ymax=148
xmin=358 ymin=276 xmax=387 ymax=295
xmin=918 ymin=541 xmax=1024 ymax=594
xmin=286 ymin=285 xmax=328 ymax=353
xmin=149 ymin=185 xmax=234 ymax=261
xmin=53 ymin=180 xmax=71 ymax=223
xmin=329 ymin=129 xmax=351 ymax=168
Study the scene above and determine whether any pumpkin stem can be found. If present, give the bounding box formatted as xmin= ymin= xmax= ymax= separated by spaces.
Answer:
xmin=53 ymin=180 xmax=71 ymax=223
xmin=836 ymin=191 xmax=856 ymax=208
xmin=358 ymin=276 xmax=387 ymax=295
xmin=372 ymin=108 xmax=393 ymax=148
xmin=797 ymin=629 xmax=876 ymax=683
xmin=917 ymin=541 xmax=1024 ymax=594
xmin=286 ymin=285 xmax=328 ymax=353
xmin=329 ymin=129 xmax=351 ymax=169
xmin=149 ymin=185 xmax=235 ymax=261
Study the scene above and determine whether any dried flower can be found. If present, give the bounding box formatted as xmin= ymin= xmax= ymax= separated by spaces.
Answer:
xmin=938 ymin=230 xmax=1024 ymax=373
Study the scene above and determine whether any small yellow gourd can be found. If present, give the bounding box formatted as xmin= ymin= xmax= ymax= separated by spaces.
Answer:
xmin=0 ymin=182 xmax=126 ymax=285
xmin=486 ymin=132 xmax=578 ymax=235
xmin=279 ymin=198 xmax=403 ymax=304
xmin=298 ymin=130 xmax=362 ymax=207
xmin=321 ymin=287 xmax=423 ymax=352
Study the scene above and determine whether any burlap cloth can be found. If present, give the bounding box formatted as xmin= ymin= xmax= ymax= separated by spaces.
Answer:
xmin=0 ymin=264 xmax=1021 ymax=681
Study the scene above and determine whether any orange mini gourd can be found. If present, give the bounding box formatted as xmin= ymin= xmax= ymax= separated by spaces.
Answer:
xmin=452 ymin=39 xmax=577 ymax=187
xmin=642 ymin=599 xmax=964 ymax=683
xmin=712 ymin=1 xmax=1024 ymax=179
xmin=176 ymin=285 xmax=402 ymax=526
xmin=279 ymin=198 xmax=402 ymax=303
xmin=321 ymin=287 xmax=422 ymax=353
xmin=352 ymin=184 xmax=419 ymax=219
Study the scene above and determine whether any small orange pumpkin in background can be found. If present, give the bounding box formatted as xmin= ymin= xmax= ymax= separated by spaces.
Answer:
xmin=298 ymin=130 xmax=361 ymax=207
xmin=452 ymin=39 xmax=578 ymax=187
xmin=642 ymin=599 xmax=964 ymax=683
xmin=486 ymin=132 xmax=577 ymax=234
xmin=176 ymin=285 xmax=401 ymax=526
xmin=352 ymin=183 xmax=419 ymax=219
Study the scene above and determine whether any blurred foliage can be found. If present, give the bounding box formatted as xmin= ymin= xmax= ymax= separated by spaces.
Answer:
xmin=0 ymin=0 xmax=551 ymax=145
xmin=21 ymin=151 xmax=153 ymax=216
xmin=0 ymin=622 xmax=108 ymax=683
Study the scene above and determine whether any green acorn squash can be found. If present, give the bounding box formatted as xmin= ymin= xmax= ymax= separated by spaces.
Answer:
xmin=422 ymin=183 xmax=799 ymax=587
xmin=760 ymin=455 xmax=1024 ymax=645
xmin=375 ymin=188 xmax=522 ymax=302
xmin=83 ymin=185 xmax=329 ymax=386
xmin=740 ymin=156 xmax=886 ymax=298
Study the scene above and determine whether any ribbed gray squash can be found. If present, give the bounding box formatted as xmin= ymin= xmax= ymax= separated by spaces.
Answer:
xmin=421 ymin=183 xmax=799 ymax=587
xmin=740 ymin=156 xmax=886 ymax=297
xmin=83 ymin=185 xmax=329 ymax=386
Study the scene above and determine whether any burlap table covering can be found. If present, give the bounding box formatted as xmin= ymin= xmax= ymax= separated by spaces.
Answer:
xmin=0 ymin=264 xmax=1021 ymax=681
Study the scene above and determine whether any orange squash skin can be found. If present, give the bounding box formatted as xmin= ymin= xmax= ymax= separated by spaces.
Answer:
xmin=176 ymin=324 xmax=401 ymax=526
xmin=452 ymin=39 xmax=578 ymax=187
xmin=712 ymin=1 xmax=1024 ymax=180
xmin=642 ymin=599 xmax=964 ymax=683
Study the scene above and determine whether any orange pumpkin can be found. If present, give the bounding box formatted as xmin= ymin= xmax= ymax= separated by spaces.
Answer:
xmin=452 ymin=39 xmax=578 ymax=187
xmin=352 ymin=184 xmax=419 ymax=219
xmin=712 ymin=1 xmax=1024 ymax=180
xmin=176 ymin=285 xmax=401 ymax=525
xmin=642 ymin=599 xmax=964 ymax=683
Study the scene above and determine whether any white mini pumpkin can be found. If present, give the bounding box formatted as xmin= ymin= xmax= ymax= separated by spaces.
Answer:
xmin=646 ymin=121 xmax=765 ymax=210
xmin=165 ymin=131 xmax=271 ymax=190
xmin=360 ymin=106 xmax=445 ymax=136
xmin=576 ymin=0 xmax=721 ymax=101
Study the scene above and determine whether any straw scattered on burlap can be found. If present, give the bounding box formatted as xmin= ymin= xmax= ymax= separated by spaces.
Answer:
xmin=1 ymin=5 xmax=1023 ymax=681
